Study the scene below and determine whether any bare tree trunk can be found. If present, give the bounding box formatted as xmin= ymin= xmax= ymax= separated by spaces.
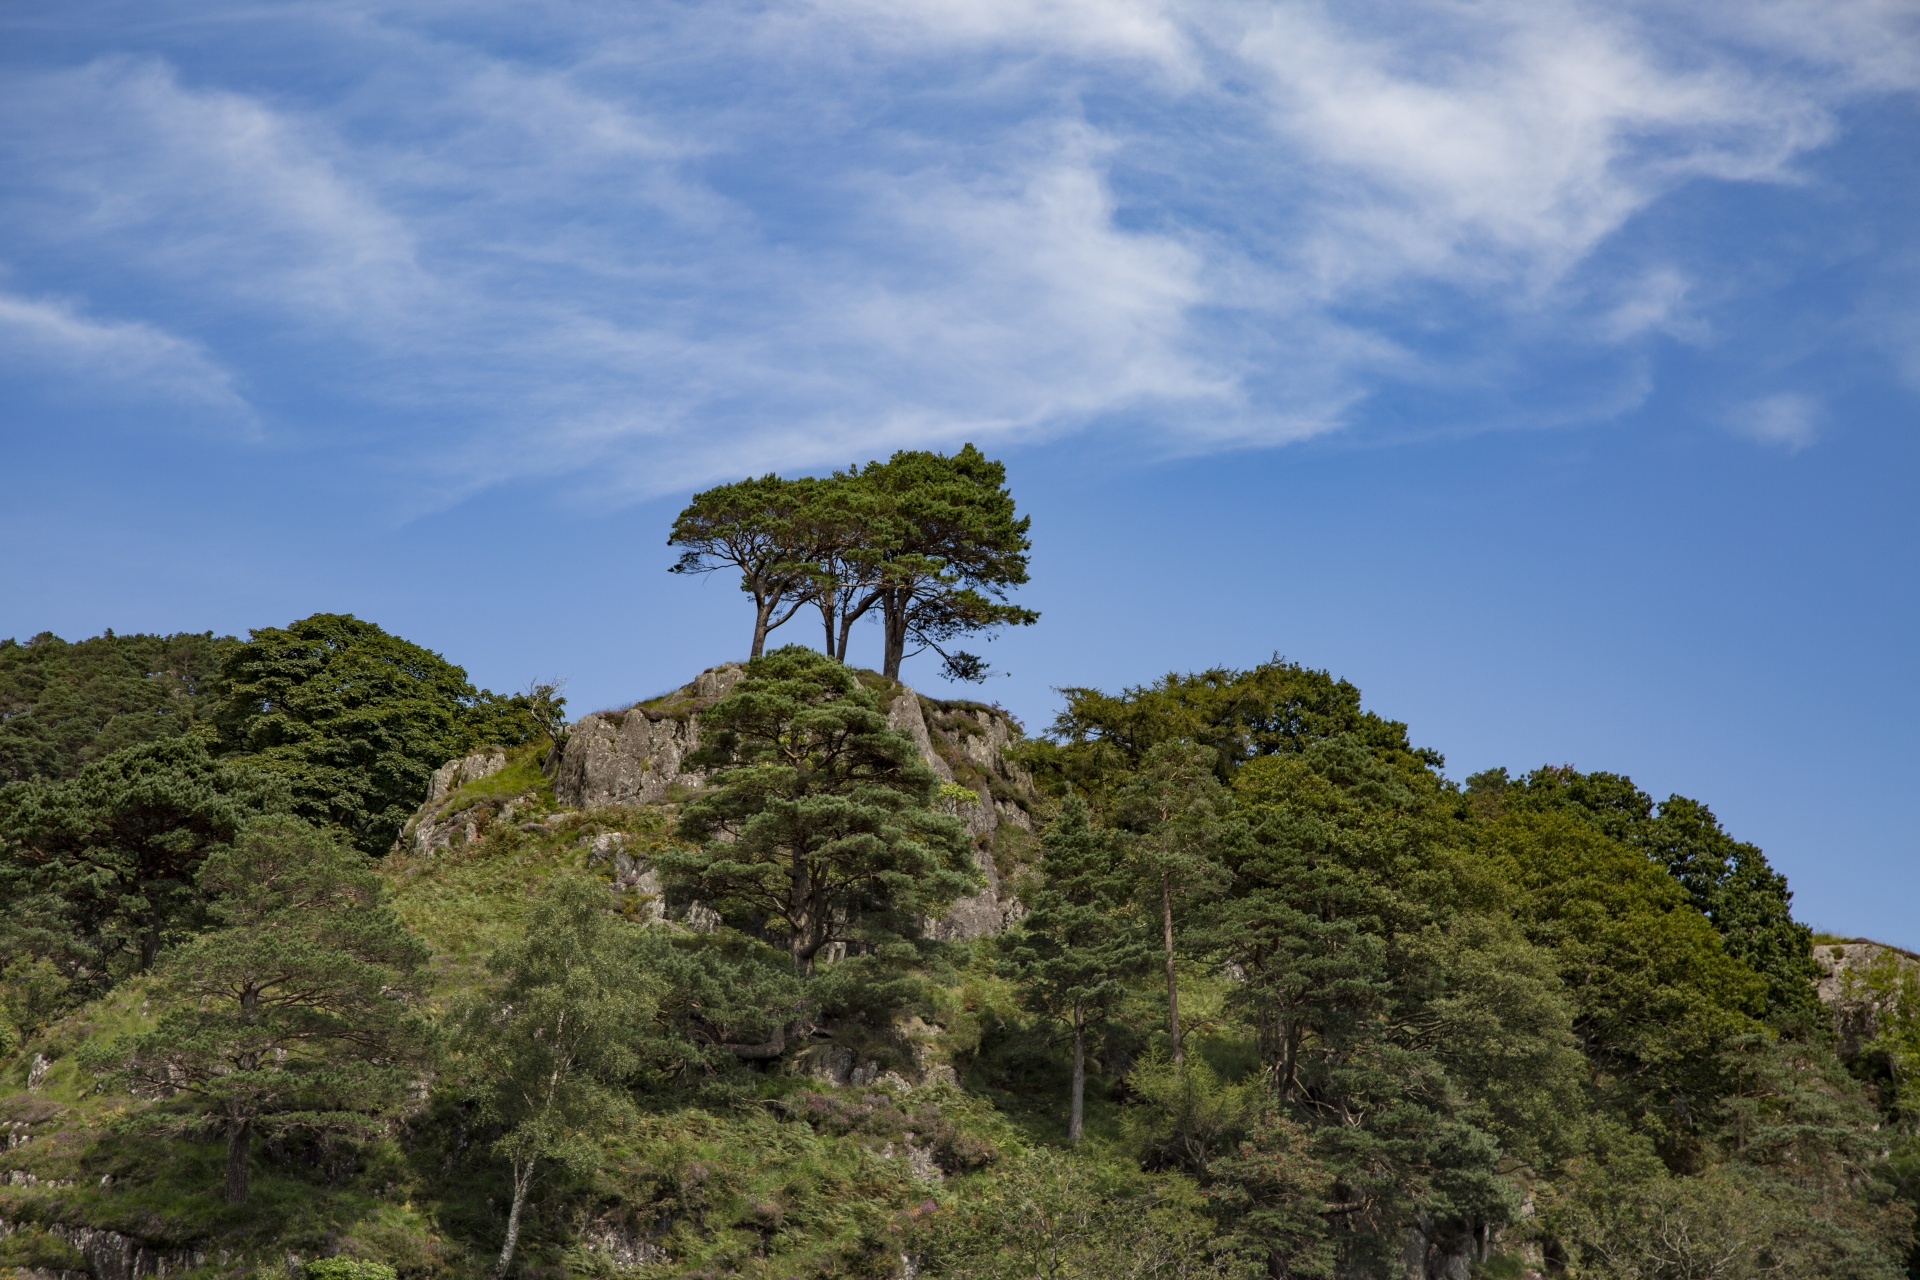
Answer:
xmin=1069 ymin=1020 xmax=1086 ymax=1144
xmin=836 ymin=608 xmax=857 ymax=662
xmin=820 ymin=597 xmax=836 ymax=655
xmin=222 ymin=1115 xmax=252 ymax=1205
xmin=1162 ymin=875 xmax=1182 ymax=1066
xmin=751 ymin=598 xmax=773 ymax=658
xmin=882 ymin=596 xmax=907 ymax=680
xmin=494 ymin=1157 xmax=536 ymax=1277
xmin=836 ymin=589 xmax=880 ymax=662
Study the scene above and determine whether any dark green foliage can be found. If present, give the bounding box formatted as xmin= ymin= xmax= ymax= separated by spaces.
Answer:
xmin=667 ymin=445 xmax=1037 ymax=678
xmin=1050 ymin=658 xmax=1439 ymax=780
xmin=1475 ymin=811 xmax=1767 ymax=1157
xmin=1470 ymin=766 xmax=1820 ymax=1029
xmin=998 ymin=798 xmax=1148 ymax=1141
xmin=1206 ymin=1109 xmax=1335 ymax=1279
xmin=95 ymin=816 xmax=430 ymax=1205
xmin=644 ymin=929 xmax=810 ymax=1083
xmin=855 ymin=444 xmax=1038 ymax=680
xmin=214 ymin=613 xmax=549 ymax=855
xmin=0 ymin=630 xmax=235 ymax=784
xmin=1115 ymin=742 xmax=1235 ymax=1067
xmin=1215 ymin=741 xmax=1530 ymax=1276
xmin=0 ymin=956 xmax=69 ymax=1056
xmin=669 ymin=474 xmax=828 ymax=658
xmin=0 ymin=737 xmax=289 ymax=985
xmin=660 ymin=646 xmax=976 ymax=971
xmin=1643 ymin=796 xmax=1821 ymax=1028
xmin=0 ymin=628 xmax=1896 ymax=1279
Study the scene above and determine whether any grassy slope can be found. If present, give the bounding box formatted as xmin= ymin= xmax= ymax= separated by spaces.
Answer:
xmin=0 ymin=748 xmax=1073 ymax=1280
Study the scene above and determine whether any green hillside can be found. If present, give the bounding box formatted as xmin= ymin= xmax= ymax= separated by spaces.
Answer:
xmin=3 ymin=613 xmax=1917 ymax=1280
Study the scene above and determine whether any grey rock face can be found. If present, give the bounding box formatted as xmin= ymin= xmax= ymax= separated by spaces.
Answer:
xmin=895 ymin=693 xmax=1033 ymax=941
xmin=427 ymin=749 xmax=507 ymax=805
xmin=550 ymin=664 xmax=744 ymax=809
xmin=581 ymin=1219 xmax=667 ymax=1268
xmin=1814 ymin=938 xmax=1920 ymax=1053
xmin=0 ymin=1216 xmax=205 ymax=1280
xmin=585 ymin=832 xmax=666 ymax=924
xmin=393 ymin=749 xmax=517 ymax=856
xmin=404 ymin=662 xmax=1038 ymax=937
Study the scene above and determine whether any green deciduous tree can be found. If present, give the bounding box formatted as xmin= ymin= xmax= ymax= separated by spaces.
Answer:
xmin=999 ymin=797 xmax=1147 ymax=1142
xmin=0 ymin=737 xmax=288 ymax=982
xmin=659 ymin=646 xmax=975 ymax=972
xmin=450 ymin=875 xmax=662 ymax=1276
xmin=214 ymin=613 xmax=541 ymax=854
xmin=1050 ymin=660 xmax=1439 ymax=781
xmin=100 ymin=816 xmax=429 ymax=1204
xmin=1474 ymin=811 xmax=1768 ymax=1157
xmin=0 ymin=957 xmax=69 ymax=1057
xmin=1468 ymin=767 xmax=1818 ymax=1028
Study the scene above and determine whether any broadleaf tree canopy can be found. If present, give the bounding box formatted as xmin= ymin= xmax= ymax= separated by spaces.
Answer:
xmin=214 ymin=613 xmax=552 ymax=854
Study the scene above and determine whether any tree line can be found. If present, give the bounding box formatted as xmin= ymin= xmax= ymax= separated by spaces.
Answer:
xmin=5 ymin=623 xmax=1919 ymax=1278
xmin=667 ymin=443 xmax=1036 ymax=681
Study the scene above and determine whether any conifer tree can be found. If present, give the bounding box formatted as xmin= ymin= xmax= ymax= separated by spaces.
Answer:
xmin=0 ymin=736 xmax=287 ymax=982
xmin=859 ymin=445 xmax=1037 ymax=680
xmin=101 ymin=816 xmax=429 ymax=1205
xmin=658 ymin=647 xmax=974 ymax=973
xmin=999 ymin=798 xmax=1145 ymax=1142
xmin=667 ymin=475 xmax=824 ymax=658
xmin=1116 ymin=742 xmax=1233 ymax=1066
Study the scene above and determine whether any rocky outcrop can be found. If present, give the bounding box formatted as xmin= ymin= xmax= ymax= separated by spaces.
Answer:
xmin=403 ymin=663 xmax=1040 ymax=938
xmin=580 ymin=1218 xmax=667 ymax=1269
xmin=550 ymin=665 xmax=745 ymax=808
xmin=394 ymin=748 xmax=513 ymax=856
xmin=542 ymin=664 xmax=1037 ymax=938
xmin=1814 ymin=938 xmax=1920 ymax=1053
xmin=428 ymin=749 xmax=507 ymax=804
xmin=888 ymin=691 xmax=1032 ymax=940
xmin=0 ymin=1217 xmax=206 ymax=1280
xmin=584 ymin=832 xmax=666 ymax=924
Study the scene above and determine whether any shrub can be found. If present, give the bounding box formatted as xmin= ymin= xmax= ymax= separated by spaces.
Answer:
xmin=307 ymin=1260 xmax=399 ymax=1280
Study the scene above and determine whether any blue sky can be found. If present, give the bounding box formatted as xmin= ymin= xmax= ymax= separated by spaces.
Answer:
xmin=3 ymin=1 xmax=1917 ymax=941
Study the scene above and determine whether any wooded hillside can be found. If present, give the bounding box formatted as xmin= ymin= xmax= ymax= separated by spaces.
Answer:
xmin=2 ymin=536 xmax=1915 ymax=1278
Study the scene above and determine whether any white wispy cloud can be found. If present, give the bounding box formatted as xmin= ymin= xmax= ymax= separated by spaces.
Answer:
xmin=0 ymin=289 xmax=251 ymax=420
xmin=0 ymin=58 xmax=428 ymax=322
xmin=1728 ymin=392 xmax=1822 ymax=450
xmin=0 ymin=0 xmax=1913 ymax=495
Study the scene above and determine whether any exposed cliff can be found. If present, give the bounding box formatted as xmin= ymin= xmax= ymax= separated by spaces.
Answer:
xmin=399 ymin=664 xmax=1040 ymax=940
xmin=1814 ymin=937 xmax=1920 ymax=1054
